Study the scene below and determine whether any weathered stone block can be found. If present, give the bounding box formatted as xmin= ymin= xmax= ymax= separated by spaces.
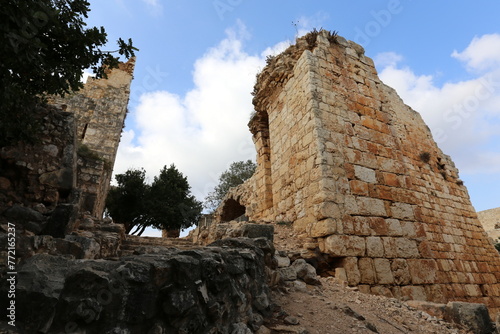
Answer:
xmin=354 ymin=165 xmax=376 ymax=183
xmin=374 ymin=258 xmax=394 ymax=284
xmin=368 ymin=217 xmax=388 ymax=235
xmin=357 ymin=197 xmax=387 ymax=216
xmin=382 ymin=237 xmax=397 ymax=258
xmin=324 ymin=235 xmax=366 ymax=257
xmin=370 ymin=285 xmax=394 ymax=298
xmin=400 ymin=221 xmax=417 ymax=237
xmin=395 ymin=238 xmax=420 ymax=258
xmin=386 ymin=219 xmax=402 ymax=236
xmin=314 ymin=202 xmax=341 ymax=220
xmin=308 ymin=218 xmax=336 ymax=238
xmin=242 ymin=224 xmax=274 ymax=241
xmin=408 ymin=259 xmax=438 ymax=284
xmin=358 ymin=257 xmax=376 ymax=284
xmin=390 ymin=202 xmax=415 ymax=220
xmin=382 ymin=172 xmax=400 ymax=187
xmin=366 ymin=237 xmax=384 ymax=257
xmin=349 ymin=180 xmax=369 ymax=196
xmin=464 ymin=284 xmax=483 ymax=297
xmin=335 ymin=267 xmax=348 ymax=283
xmin=401 ymin=286 xmax=427 ymax=301
xmin=344 ymin=257 xmax=361 ymax=286
xmin=391 ymin=259 xmax=411 ymax=285
xmin=39 ymin=167 xmax=74 ymax=190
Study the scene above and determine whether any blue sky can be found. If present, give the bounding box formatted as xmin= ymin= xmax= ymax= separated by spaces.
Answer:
xmin=85 ymin=1 xmax=500 ymax=236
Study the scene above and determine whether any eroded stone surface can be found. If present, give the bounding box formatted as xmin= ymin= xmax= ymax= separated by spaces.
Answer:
xmin=213 ymin=30 xmax=500 ymax=313
xmin=2 ymin=238 xmax=274 ymax=334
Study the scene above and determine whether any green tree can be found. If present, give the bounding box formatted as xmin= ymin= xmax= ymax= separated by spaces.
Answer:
xmin=204 ymin=160 xmax=256 ymax=211
xmin=148 ymin=164 xmax=203 ymax=233
xmin=0 ymin=0 xmax=138 ymax=145
xmin=105 ymin=168 xmax=149 ymax=235
xmin=105 ymin=165 xmax=202 ymax=236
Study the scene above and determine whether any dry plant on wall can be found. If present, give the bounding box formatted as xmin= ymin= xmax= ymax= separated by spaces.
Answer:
xmin=419 ymin=152 xmax=431 ymax=163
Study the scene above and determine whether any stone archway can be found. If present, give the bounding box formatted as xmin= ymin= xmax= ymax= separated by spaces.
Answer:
xmin=220 ymin=198 xmax=246 ymax=222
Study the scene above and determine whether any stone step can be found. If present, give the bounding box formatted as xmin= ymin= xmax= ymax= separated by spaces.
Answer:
xmin=120 ymin=236 xmax=195 ymax=256
xmin=124 ymin=236 xmax=192 ymax=246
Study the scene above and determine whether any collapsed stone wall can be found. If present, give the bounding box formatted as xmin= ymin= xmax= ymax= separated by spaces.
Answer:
xmin=220 ymin=30 xmax=500 ymax=313
xmin=49 ymin=58 xmax=135 ymax=217
xmin=2 ymin=238 xmax=274 ymax=334
xmin=0 ymin=107 xmax=77 ymax=213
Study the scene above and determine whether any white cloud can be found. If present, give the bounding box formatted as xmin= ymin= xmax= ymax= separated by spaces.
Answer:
xmin=374 ymin=52 xmax=403 ymax=68
xmin=115 ymin=28 xmax=500 ymax=239
xmin=452 ymin=34 xmax=500 ymax=72
xmin=293 ymin=12 xmax=330 ymax=38
xmin=114 ymin=24 xmax=265 ymax=204
xmin=377 ymin=35 xmax=500 ymax=175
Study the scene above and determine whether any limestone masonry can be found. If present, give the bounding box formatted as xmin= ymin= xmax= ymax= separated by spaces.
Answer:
xmin=478 ymin=207 xmax=500 ymax=242
xmin=216 ymin=30 xmax=500 ymax=312
xmin=49 ymin=58 xmax=135 ymax=217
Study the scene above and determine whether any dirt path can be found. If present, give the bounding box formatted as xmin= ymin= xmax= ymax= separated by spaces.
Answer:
xmin=267 ymin=224 xmax=471 ymax=334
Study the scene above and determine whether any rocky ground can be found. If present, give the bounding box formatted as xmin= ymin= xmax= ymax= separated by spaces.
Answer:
xmin=265 ymin=277 xmax=471 ymax=334
xmin=266 ymin=224 xmax=474 ymax=334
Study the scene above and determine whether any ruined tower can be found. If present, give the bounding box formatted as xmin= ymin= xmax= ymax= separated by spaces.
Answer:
xmin=50 ymin=58 xmax=135 ymax=217
xmin=218 ymin=31 xmax=500 ymax=312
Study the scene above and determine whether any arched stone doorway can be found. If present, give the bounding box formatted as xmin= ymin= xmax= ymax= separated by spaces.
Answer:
xmin=220 ymin=198 xmax=246 ymax=222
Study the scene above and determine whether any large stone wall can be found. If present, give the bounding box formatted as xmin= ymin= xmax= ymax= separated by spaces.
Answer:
xmin=478 ymin=207 xmax=500 ymax=242
xmin=49 ymin=59 xmax=135 ymax=217
xmin=221 ymin=30 xmax=500 ymax=313
xmin=0 ymin=107 xmax=77 ymax=212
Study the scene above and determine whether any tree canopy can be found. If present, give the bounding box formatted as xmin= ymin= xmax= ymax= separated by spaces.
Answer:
xmin=148 ymin=165 xmax=203 ymax=232
xmin=105 ymin=168 xmax=149 ymax=234
xmin=0 ymin=0 xmax=137 ymax=145
xmin=204 ymin=160 xmax=256 ymax=212
xmin=106 ymin=165 xmax=202 ymax=236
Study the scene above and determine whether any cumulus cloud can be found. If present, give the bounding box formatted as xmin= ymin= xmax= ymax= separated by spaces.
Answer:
xmin=452 ymin=34 xmax=500 ymax=73
xmin=373 ymin=52 xmax=403 ymax=68
xmin=114 ymin=25 xmax=265 ymax=205
xmin=115 ymin=29 xmax=500 ymax=236
xmin=376 ymin=35 xmax=500 ymax=174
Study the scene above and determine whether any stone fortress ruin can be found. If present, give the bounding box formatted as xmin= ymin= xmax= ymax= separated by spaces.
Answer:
xmin=210 ymin=30 xmax=500 ymax=313
xmin=48 ymin=58 xmax=135 ymax=217
xmin=3 ymin=29 xmax=500 ymax=331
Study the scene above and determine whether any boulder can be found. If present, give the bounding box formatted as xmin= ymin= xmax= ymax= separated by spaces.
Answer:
xmin=291 ymin=259 xmax=321 ymax=285
xmin=444 ymin=302 xmax=494 ymax=334
xmin=3 ymin=204 xmax=47 ymax=234
xmin=242 ymin=223 xmax=274 ymax=241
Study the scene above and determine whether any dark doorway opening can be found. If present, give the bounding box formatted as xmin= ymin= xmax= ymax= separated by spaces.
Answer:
xmin=220 ymin=198 xmax=246 ymax=222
